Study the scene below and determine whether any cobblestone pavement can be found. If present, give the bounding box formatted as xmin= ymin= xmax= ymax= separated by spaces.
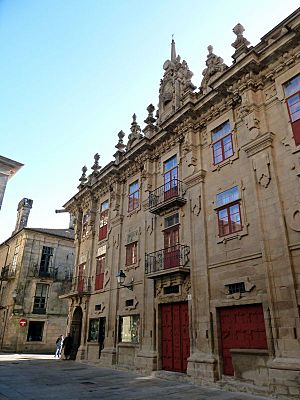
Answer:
xmin=0 ymin=354 xmax=270 ymax=400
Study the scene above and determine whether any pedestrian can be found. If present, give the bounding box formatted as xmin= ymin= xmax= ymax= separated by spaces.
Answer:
xmin=62 ymin=333 xmax=73 ymax=360
xmin=54 ymin=335 xmax=64 ymax=358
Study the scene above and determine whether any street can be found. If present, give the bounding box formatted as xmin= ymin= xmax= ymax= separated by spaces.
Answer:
xmin=0 ymin=354 xmax=270 ymax=400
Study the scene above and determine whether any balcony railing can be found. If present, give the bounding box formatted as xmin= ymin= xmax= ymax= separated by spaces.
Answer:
xmin=70 ymin=276 xmax=92 ymax=295
xmin=145 ymin=244 xmax=190 ymax=276
xmin=0 ymin=266 xmax=16 ymax=281
xmin=31 ymin=264 xmax=72 ymax=282
xmin=148 ymin=179 xmax=187 ymax=214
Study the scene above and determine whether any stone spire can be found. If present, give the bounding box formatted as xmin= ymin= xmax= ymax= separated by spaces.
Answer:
xmin=78 ymin=166 xmax=88 ymax=189
xmin=114 ymin=130 xmax=126 ymax=164
xmin=200 ymin=45 xmax=228 ymax=94
xmin=171 ymin=36 xmax=176 ymax=62
xmin=231 ymin=23 xmax=250 ymax=62
xmin=13 ymin=198 xmax=33 ymax=235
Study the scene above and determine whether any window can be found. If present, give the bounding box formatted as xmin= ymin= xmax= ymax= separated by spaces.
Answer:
xmin=95 ymin=254 xmax=105 ymax=290
xmin=82 ymin=212 xmax=90 ymax=238
xmin=39 ymin=246 xmax=53 ymax=275
xmin=212 ymin=121 xmax=234 ymax=164
xmin=119 ymin=315 xmax=140 ymax=343
xmin=128 ymin=181 xmax=140 ymax=212
xmin=164 ymin=213 xmax=179 ymax=229
xmin=11 ymin=244 xmax=20 ymax=273
xmin=88 ymin=319 xmax=99 ymax=341
xmin=216 ymin=186 xmax=242 ymax=237
xmin=125 ymin=299 xmax=134 ymax=307
xmin=164 ymin=285 xmax=180 ymax=294
xmin=225 ymin=282 xmax=246 ymax=295
xmin=284 ymin=74 xmax=300 ymax=145
xmin=27 ymin=321 xmax=44 ymax=341
xmin=126 ymin=242 xmax=137 ymax=266
xmin=164 ymin=155 xmax=178 ymax=199
xmin=33 ymin=284 xmax=49 ymax=314
xmin=99 ymin=200 xmax=109 ymax=240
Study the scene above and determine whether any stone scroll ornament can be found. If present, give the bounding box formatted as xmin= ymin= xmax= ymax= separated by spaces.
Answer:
xmin=252 ymin=154 xmax=271 ymax=188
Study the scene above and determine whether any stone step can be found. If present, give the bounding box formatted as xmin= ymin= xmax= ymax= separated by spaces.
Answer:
xmin=152 ymin=370 xmax=190 ymax=383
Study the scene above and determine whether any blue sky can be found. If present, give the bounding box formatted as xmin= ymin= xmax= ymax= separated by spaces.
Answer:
xmin=1 ymin=0 xmax=299 ymax=242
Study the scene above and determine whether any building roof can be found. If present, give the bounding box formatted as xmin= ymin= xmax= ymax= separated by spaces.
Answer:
xmin=25 ymin=227 xmax=75 ymax=240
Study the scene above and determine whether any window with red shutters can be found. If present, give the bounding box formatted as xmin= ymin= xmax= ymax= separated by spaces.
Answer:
xmin=99 ymin=200 xmax=109 ymax=241
xmin=95 ymin=255 xmax=105 ymax=291
xmin=126 ymin=242 xmax=137 ymax=266
xmin=284 ymin=74 xmax=300 ymax=145
xmin=216 ymin=186 xmax=242 ymax=237
xmin=211 ymin=121 xmax=234 ymax=165
xmin=128 ymin=181 xmax=139 ymax=212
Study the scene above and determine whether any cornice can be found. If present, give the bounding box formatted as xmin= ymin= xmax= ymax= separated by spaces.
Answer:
xmin=242 ymin=132 xmax=274 ymax=157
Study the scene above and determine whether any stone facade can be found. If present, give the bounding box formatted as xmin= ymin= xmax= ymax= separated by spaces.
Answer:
xmin=63 ymin=8 xmax=300 ymax=398
xmin=0 ymin=155 xmax=23 ymax=210
xmin=0 ymin=226 xmax=75 ymax=353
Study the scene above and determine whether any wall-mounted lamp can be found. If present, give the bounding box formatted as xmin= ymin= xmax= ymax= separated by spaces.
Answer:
xmin=116 ymin=270 xmax=133 ymax=291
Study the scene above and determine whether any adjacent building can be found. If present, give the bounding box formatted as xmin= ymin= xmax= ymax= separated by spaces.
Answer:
xmin=63 ymin=8 xmax=300 ymax=398
xmin=0 ymin=155 xmax=23 ymax=210
xmin=0 ymin=198 xmax=75 ymax=353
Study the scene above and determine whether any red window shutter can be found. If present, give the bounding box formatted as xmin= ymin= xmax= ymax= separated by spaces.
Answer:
xmin=95 ymin=257 xmax=105 ymax=290
xmin=291 ymin=119 xmax=300 ymax=145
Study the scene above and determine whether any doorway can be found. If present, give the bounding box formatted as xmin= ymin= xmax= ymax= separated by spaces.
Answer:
xmin=70 ymin=306 xmax=83 ymax=360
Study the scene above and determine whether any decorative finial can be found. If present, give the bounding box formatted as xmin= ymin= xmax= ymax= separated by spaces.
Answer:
xmin=207 ymin=45 xmax=213 ymax=55
xmin=127 ymin=114 xmax=142 ymax=150
xmin=91 ymin=153 xmax=101 ymax=174
xmin=115 ymin=130 xmax=126 ymax=152
xmin=78 ymin=166 xmax=88 ymax=188
xmin=231 ymin=23 xmax=250 ymax=50
xmin=144 ymin=104 xmax=156 ymax=126
xmin=171 ymin=36 xmax=176 ymax=62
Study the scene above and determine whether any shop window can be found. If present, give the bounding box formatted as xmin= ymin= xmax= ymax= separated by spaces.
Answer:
xmin=95 ymin=254 xmax=105 ymax=290
xmin=27 ymin=321 xmax=44 ymax=341
xmin=284 ymin=74 xmax=300 ymax=145
xmin=126 ymin=242 xmax=137 ymax=266
xmin=212 ymin=121 xmax=234 ymax=164
xmin=119 ymin=315 xmax=140 ymax=343
xmin=33 ymin=283 xmax=49 ymax=314
xmin=88 ymin=319 xmax=99 ymax=342
xmin=216 ymin=186 xmax=242 ymax=237
xmin=128 ymin=181 xmax=139 ymax=212
xmin=99 ymin=200 xmax=109 ymax=240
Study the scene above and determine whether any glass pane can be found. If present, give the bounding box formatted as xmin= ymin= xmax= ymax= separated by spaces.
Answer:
xmin=284 ymin=74 xmax=300 ymax=97
xmin=164 ymin=156 xmax=177 ymax=172
xmin=101 ymin=200 xmax=109 ymax=211
xmin=223 ymin=136 xmax=234 ymax=159
xmin=291 ymin=110 xmax=300 ymax=122
xmin=129 ymin=181 xmax=139 ymax=194
xmin=89 ymin=319 xmax=99 ymax=341
xmin=216 ymin=186 xmax=239 ymax=207
xmin=230 ymin=204 xmax=241 ymax=232
xmin=212 ymin=121 xmax=231 ymax=142
xmin=218 ymin=209 xmax=229 ymax=236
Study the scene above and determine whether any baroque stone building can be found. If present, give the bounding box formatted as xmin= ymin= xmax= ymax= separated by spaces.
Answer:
xmin=0 ymin=198 xmax=75 ymax=353
xmin=63 ymin=8 xmax=300 ymax=398
xmin=0 ymin=155 xmax=23 ymax=211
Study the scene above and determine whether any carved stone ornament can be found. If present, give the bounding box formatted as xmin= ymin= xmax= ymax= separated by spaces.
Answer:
xmin=190 ymin=190 xmax=201 ymax=216
xmin=200 ymin=45 xmax=228 ymax=94
xmin=252 ymin=153 xmax=271 ymax=188
xmin=78 ymin=166 xmax=88 ymax=189
xmin=157 ymin=39 xmax=195 ymax=124
xmin=286 ymin=201 xmax=300 ymax=232
xmin=231 ymin=23 xmax=250 ymax=50
xmin=127 ymin=114 xmax=143 ymax=150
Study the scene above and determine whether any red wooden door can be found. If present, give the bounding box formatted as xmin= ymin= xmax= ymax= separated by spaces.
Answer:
xmin=161 ymin=302 xmax=190 ymax=373
xmin=220 ymin=304 xmax=268 ymax=376
xmin=164 ymin=227 xmax=179 ymax=269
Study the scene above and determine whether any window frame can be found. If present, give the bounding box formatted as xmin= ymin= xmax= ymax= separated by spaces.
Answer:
xmin=284 ymin=74 xmax=300 ymax=145
xmin=33 ymin=283 xmax=49 ymax=314
xmin=128 ymin=180 xmax=140 ymax=212
xmin=216 ymin=186 xmax=242 ymax=238
xmin=95 ymin=254 xmax=105 ymax=291
xmin=125 ymin=242 xmax=137 ymax=266
xmin=118 ymin=314 xmax=140 ymax=344
xmin=39 ymin=246 xmax=54 ymax=274
xmin=99 ymin=200 xmax=109 ymax=241
xmin=88 ymin=318 xmax=100 ymax=342
xmin=211 ymin=121 xmax=234 ymax=165
xmin=27 ymin=321 xmax=45 ymax=342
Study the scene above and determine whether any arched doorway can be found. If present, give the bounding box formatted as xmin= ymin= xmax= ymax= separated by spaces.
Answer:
xmin=70 ymin=306 xmax=82 ymax=360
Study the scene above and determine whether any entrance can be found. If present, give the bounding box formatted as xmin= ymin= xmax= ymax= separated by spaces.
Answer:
xmin=70 ymin=306 xmax=83 ymax=360
xmin=98 ymin=317 xmax=106 ymax=358
xmin=161 ymin=302 xmax=190 ymax=373
xmin=220 ymin=304 xmax=268 ymax=376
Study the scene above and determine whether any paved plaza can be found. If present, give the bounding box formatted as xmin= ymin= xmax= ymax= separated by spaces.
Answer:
xmin=0 ymin=354 xmax=271 ymax=400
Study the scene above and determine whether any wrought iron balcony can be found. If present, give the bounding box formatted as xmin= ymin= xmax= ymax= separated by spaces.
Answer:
xmin=0 ymin=266 xmax=16 ymax=281
xmin=148 ymin=179 xmax=187 ymax=214
xmin=145 ymin=244 xmax=190 ymax=278
xmin=31 ymin=264 xmax=72 ymax=282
